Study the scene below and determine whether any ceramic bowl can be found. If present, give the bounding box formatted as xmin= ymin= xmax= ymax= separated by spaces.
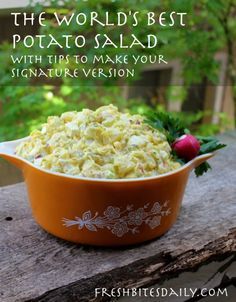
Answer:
xmin=0 ymin=137 xmax=213 ymax=246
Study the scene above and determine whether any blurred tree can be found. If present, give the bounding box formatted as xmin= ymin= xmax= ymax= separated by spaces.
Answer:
xmin=182 ymin=0 xmax=236 ymax=102
xmin=0 ymin=0 xmax=235 ymax=141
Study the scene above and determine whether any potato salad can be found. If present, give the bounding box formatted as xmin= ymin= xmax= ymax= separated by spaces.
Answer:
xmin=15 ymin=105 xmax=181 ymax=179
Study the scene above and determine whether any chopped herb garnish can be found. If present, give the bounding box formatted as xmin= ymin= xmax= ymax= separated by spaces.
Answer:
xmin=145 ymin=111 xmax=226 ymax=176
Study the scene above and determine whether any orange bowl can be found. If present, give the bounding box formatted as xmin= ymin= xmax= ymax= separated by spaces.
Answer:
xmin=0 ymin=138 xmax=214 ymax=246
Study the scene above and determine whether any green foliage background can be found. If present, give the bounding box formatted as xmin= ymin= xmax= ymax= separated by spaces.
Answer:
xmin=0 ymin=0 xmax=235 ymax=141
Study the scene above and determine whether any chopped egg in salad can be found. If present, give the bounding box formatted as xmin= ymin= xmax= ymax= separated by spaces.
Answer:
xmin=15 ymin=105 xmax=181 ymax=179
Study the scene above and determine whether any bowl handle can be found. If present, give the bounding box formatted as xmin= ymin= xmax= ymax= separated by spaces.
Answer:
xmin=0 ymin=140 xmax=24 ymax=169
xmin=190 ymin=153 xmax=215 ymax=169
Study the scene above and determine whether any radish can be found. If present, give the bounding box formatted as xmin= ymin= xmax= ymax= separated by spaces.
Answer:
xmin=172 ymin=134 xmax=200 ymax=161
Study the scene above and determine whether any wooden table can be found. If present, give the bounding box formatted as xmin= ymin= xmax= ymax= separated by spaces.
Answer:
xmin=0 ymin=132 xmax=236 ymax=302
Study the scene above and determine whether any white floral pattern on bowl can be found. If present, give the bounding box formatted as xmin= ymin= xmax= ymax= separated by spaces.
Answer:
xmin=62 ymin=201 xmax=171 ymax=237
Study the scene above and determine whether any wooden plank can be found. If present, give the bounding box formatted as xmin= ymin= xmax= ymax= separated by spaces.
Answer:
xmin=0 ymin=133 xmax=236 ymax=302
xmin=31 ymin=233 xmax=236 ymax=302
xmin=0 ymin=159 xmax=23 ymax=186
xmin=118 ymin=255 xmax=236 ymax=302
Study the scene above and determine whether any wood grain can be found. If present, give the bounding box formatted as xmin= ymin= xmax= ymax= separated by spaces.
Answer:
xmin=118 ymin=255 xmax=236 ymax=302
xmin=0 ymin=132 xmax=236 ymax=302
xmin=0 ymin=159 xmax=23 ymax=186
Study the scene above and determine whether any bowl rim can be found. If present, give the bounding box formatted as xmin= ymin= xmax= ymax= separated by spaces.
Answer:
xmin=0 ymin=137 xmax=214 ymax=183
